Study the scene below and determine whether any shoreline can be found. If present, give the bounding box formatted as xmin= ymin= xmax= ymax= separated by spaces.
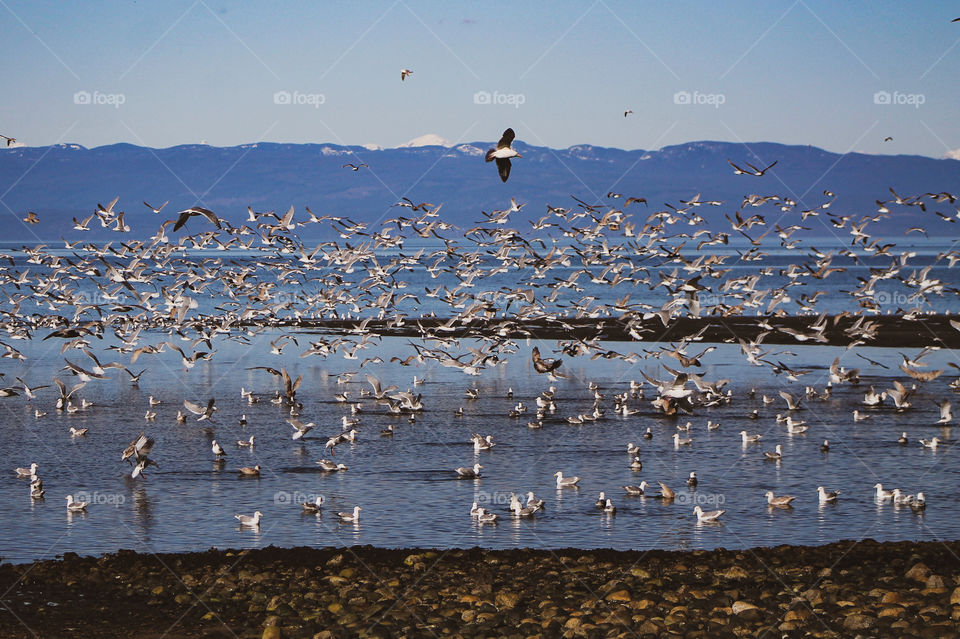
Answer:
xmin=285 ymin=313 xmax=960 ymax=349
xmin=3 ymin=539 xmax=959 ymax=638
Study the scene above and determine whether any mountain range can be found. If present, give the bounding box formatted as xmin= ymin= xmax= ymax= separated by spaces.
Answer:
xmin=1 ymin=137 xmax=957 ymax=240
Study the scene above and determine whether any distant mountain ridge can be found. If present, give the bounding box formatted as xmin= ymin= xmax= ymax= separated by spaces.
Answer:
xmin=0 ymin=138 xmax=957 ymax=240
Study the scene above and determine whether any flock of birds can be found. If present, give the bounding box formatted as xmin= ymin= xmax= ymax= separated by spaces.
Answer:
xmin=2 ymin=133 xmax=959 ymax=545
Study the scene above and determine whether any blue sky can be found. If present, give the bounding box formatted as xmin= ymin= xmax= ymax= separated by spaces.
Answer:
xmin=2 ymin=1 xmax=959 ymax=157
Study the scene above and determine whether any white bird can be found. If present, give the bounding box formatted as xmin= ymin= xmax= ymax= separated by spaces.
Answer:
xmin=595 ymin=491 xmax=607 ymax=508
xmin=235 ymin=511 xmax=263 ymax=527
xmin=935 ymin=399 xmax=953 ymax=424
xmin=15 ymin=462 xmax=38 ymax=477
xmin=554 ymin=471 xmax=580 ymax=487
xmin=316 ymin=459 xmax=348 ymax=472
xmin=237 ymin=436 xmax=255 ymax=447
xmin=740 ymin=430 xmax=762 ymax=443
xmin=525 ymin=492 xmax=545 ymax=511
xmin=470 ymin=502 xmax=481 ymax=517
xmin=817 ymin=486 xmax=840 ymax=503
xmin=602 ymin=498 xmax=616 ymax=514
xmin=301 ymin=496 xmax=324 ymax=513
xmin=288 ymin=418 xmax=315 ymax=440
xmin=919 ymin=437 xmax=940 ymax=449
xmin=455 ymin=463 xmax=483 ymax=479
xmin=337 ymin=506 xmax=362 ymax=523
xmin=874 ymin=483 xmax=894 ymax=500
xmin=623 ymin=481 xmax=649 ymax=495
xmin=65 ymin=495 xmax=88 ymax=512
xmin=693 ymin=505 xmax=724 ymax=522
xmin=626 ymin=442 xmax=640 ymax=454
xmin=211 ymin=440 xmax=226 ymax=457
xmin=629 ymin=456 xmax=643 ymax=470
xmin=475 ymin=507 xmax=498 ymax=523
xmin=673 ymin=433 xmax=692 ymax=446
xmin=764 ymin=491 xmax=795 ymax=507
xmin=764 ymin=444 xmax=783 ymax=461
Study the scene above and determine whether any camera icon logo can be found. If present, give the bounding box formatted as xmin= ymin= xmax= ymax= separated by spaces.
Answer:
xmin=274 ymin=90 xmax=292 ymax=105
xmin=873 ymin=91 xmax=891 ymax=105
xmin=474 ymin=90 xmax=492 ymax=105
xmin=673 ymin=91 xmax=691 ymax=105
xmin=74 ymin=91 xmax=91 ymax=105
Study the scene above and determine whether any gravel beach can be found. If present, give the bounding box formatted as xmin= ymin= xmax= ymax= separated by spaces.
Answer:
xmin=2 ymin=539 xmax=959 ymax=638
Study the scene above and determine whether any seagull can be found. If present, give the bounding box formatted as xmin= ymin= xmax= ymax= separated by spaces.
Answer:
xmin=15 ymin=463 xmax=38 ymax=477
xmin=301 ymin=496 xmax=324 ymax=513
xmin=935 ymin=399 xmax=952 ymax=425
xmin=235 ymin=511 xmax=263 ymax=527
xmin=337 ymin=506 xmax=362 ymax=523
xmin=820 ymin=440 xmax=830 ymax=452
xmin=673 ymin=433 xmax=692 ymax=446
xmin=898 ymin=432 xmax=909 ymax=445
xmin=874 ymin=483 xmax=894 ymax=500
xmin=455 ymin=463 xmax=482 ymax=479
xmin=919 ymin=437 xmax=940 ymax=449
xmin=69 ymin=427 xmax=88 ymax=437
xmin=817 ymin=486 xmax=840 ymax=503
xmin=740 ymin=431 xmax=762 ymax=443
xmin=172 ymin=206 xmax=221 ymax=232
xmin=531 ymin=346 xmax=561 ymax=373
xmin=316 ymin=459 xmax=348 ymax=472
xmin=554 ymin=471 xmax=580 ymax=487
xmin=0 ymin=134 xmax=16 ymax=146
xmin=475 ymin=507 xmax=498 ymax=524
xmin=686 ymin=471 xmax=698 ymax=487
xmin=237 ymin=436 xmax=255 ymax=447
xmin=526 ymin=492 xmax=546 ymax=511
xmin=623 ymin=481 xmax=649 ymax=495
xmin=693 ymin=505 xmax=724 ymax=522
xmin=595 ymin=491 xmax=607 ymax=508
xmin=288 ymin=418 xmax=315 ymax=440
xmin=764 ymin=491 xmax=795 ymax=507
xmin=602 ymin=498 xmax=616 ymax=514
xmin=485 ymin=127 xmax=521 ymax=183
xmin=65 ymin=495 xmax=88 ymax=512
xmin=400 ymin=69 xmax=413 ymax=81
xmin=211 ymin=440 xmax=226 ymax=457
xmin=629 ymin=456 xmax=643 ymax=470
xmin=238 ymin=465 xmax=261 ymax=476
xmin=764 ymin=444 xmax=783 ymax=461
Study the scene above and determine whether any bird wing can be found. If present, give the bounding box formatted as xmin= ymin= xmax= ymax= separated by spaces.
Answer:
xmin=497 ymin=128 xmax=515 ymax=149
xmin=495 ymin=158 xmax=511 ymax=182
xmin=183 ymin=399 xmax=206 ymax=415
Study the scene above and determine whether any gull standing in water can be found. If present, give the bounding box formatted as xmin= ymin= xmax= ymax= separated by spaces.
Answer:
xmin=65 ymin=495 xmax=88 ymax=512
xmin=485 ymin=128 xmax=522 ymax=183
xmin=693 ymin=505 xmax=724 ymax=522
xmin=455 ymin=463 xmax=483 ymax=479
xmin=337 ymin=506 xmax=362 ymax=523
xmin=316 ymin=459 xmax=348 ymax=472
xmin=235 ymin=511 xmax=263 ymax=527
xmin=475 ymin=507 xmax=498 ymax=523
xmin=15 ymin=463 xmax=38 ymax=477
xmin=817 ymin=486 xmax=840 ymax=503
xmin=623 ymin=481 xmax=648 ymax=495
xmin=301 ymin=496 xmax=324 ymax=513
xmin=764 ymin=491 xmax=795 ymax=507
xmin=554 ymin=471 xmax=580 ymax=487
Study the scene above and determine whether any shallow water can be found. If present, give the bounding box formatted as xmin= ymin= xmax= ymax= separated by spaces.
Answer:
xmin=1 ymin=332 xmax=957 ymax=564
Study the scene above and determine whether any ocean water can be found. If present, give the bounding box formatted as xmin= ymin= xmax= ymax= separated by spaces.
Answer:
xmin=1 ymin=330 xmax=958 ymax=564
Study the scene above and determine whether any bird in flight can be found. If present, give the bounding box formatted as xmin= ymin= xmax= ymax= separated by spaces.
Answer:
xmin=624 ymin=110 xmax=633 ymax=117
xmin=485 ymin=128 xmax=521 ymax=183
xmin=172 ymin=206 xmax=222 ymax=232
xmin=727 ymin=159 xmax=777 ymax=176
xmin=883 ymin=136 xmax=893 ymax=142
xmin=401 ymin=69 xmax=413 ymax=81
xmin=342 ymin=163 xmax=369 ymax=171
xmin=0 ymin=134 xmax=16 ymax=146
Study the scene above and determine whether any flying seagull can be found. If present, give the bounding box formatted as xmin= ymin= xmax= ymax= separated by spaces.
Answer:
xmin=0 ymin=134 xmax=15 ymax=146
xmin=401 ymin=69 xmax=413 ymax=81
xmin=485 ymin=128 xmax=521 ymax=183
xmin=172 ymin=207 xmax=222 ymax=232
xmin=624 ymin=110 xmax=633 ymax=117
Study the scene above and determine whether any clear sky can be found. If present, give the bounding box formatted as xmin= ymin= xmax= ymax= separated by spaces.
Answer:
xmin=2 ymin=1 xmax=959 ymax=158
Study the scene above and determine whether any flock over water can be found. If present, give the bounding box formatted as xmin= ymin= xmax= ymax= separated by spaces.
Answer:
xmin=2 ymin=181 xmax=960 ymax=562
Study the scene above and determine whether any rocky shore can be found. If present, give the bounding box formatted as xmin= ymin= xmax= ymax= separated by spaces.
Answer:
xmin=2 ymin=540 xmax=959 ymax=638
